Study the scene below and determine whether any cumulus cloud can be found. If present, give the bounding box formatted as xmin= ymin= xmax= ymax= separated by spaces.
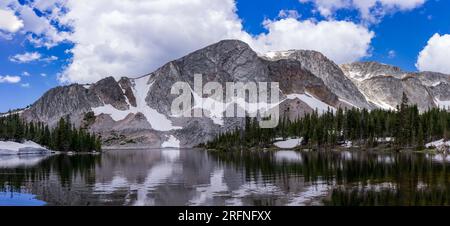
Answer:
xmin=31 ymin=0 xmax=65 ymax=12
xmin=16 ymin=2 xmax=67 ymax=48
xmin=416 ymin=33 xmax=450 ymax=74
xmin=0 ymin=0 xmax=380 ymax=84
xmin=9 ymin=52 xmax=58 ymax=63
xmin=0 ymin=75 xmax=21 ymax=83
xmin=55 ymin=0 xmax=254 ymax=83
xmin=20 ymin=83 xmax=30 ymax=88
xmin=0 ymin=8 xmax=23 ymax=33
xmin=252 ymin=18 xmax=374 ymax=64
xmin=0 ymin=0 xmax=67 ymax=47
xmin=52 ymin=0 xmax=374 ymax=83
xmin=300 ymin=0 xmax=426 ymax=22
xmin=22 ymin=71 xmax=30 ymax=77
xmin=9 ymin=52 xmax=41 ymax=63
xmin=0 ymin=0 xmax=376 ymax=83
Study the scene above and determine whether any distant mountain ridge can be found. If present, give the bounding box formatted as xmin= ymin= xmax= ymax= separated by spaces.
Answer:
xmin=340 ymin=61 xmax=450 ymax=111
xmin=12 ymin=40 xmax=450 ymax=148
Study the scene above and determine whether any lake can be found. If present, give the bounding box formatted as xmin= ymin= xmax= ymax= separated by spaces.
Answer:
xmin=1 ymin=149 xmax=450 ymax=206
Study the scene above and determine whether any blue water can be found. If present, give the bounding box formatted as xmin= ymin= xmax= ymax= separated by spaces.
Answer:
xmin=0 ymin=192 xmax=46 ymax=206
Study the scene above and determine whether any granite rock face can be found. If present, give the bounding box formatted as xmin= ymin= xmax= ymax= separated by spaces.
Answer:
xmin=263 ymin=50 xmax=372 ymax=109
xmin=341 ymin=62 xmax=450 ymax=112
xmin=19 ymin=40 xmax=450 ymax=148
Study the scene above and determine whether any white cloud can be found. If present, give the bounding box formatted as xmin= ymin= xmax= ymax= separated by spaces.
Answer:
xmin=0 ymin=75 xmax=21 ymax=83
xmin=55 ymin=0 xmax=254 ymax=83
xmin=299 ymin=0 xmax=349 ymax=18
xmin=16 ymin=3 xmax=67 ymax=48
xmin=388 ymin=50 xmax=396 ymax=58
xmin=42 ymin=55 xmax=58 ymax=62
xmin=300 ymin=0 xmax=426 ymax=22
xmin=32 ymin=0 xmax=65 ymax=12
xmin=9 ymin=52 xmax=57 ymax=63
xmin=0 ymin=8 xmax=23 ymax=33
xmin=252 ymin=18 xmax=374 ymax=64
xmin=9 ymin=52 xmax=41 ymax=63
xmin=0 ymin=0 xmax=376 ymax=83
xmin=278 ymin=10 xmax=301 ymax=19
xmin=21 ymin=83 xmax=30 ymax=88
xmin=416 ymin=33 xmax=450 ymax=74
xmin=54 ymin=0 xmax=374 ymax=83
xmin=40 ymin=73 xmax=47 ymax=77
xmin=22 ymin=71 xmax=30 ymax=76
xmin=0 ymin=0 xmax=67 ymax=47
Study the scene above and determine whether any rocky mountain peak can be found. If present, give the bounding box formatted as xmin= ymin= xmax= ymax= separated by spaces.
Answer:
xmin=262 ymin=49 xmax=328 ymax=62
xmin=262 ymin=49 xmax=372 ymax=109
xmin=18 ymin=39 xmax=450 ymax=148
xmin=340 ymin=61 xmax=407 ymax=82
xmin=184 ymin=39 xmax=256 ymax=64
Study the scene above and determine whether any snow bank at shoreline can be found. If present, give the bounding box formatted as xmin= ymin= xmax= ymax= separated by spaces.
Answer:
xmin=273 ymin=138 xmax=303 ymax=149
xmin=426 ymin=139 xmax=450 ymax=152
xmin=0 ymin=141 xmax=51 ymax=155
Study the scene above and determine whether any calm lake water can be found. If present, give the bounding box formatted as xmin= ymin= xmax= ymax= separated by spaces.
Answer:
xmin=1 ymin=148 xmax=450 ymax=206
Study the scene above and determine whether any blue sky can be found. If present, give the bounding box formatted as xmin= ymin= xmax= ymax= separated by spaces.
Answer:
xmin=235 ymin=0 xmax=450 ymax=71
xmin=0 ymin=0 xmax=449 ymax=112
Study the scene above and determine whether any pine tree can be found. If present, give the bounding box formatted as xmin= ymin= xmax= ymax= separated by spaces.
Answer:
xmin=205 ymin=102 xmax=450 ymax=150
xmin=0 ymin=114 xmax=102 ymax=152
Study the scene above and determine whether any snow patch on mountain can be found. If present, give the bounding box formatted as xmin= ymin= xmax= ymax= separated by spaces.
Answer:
xmin=432 ymin=82 xmax=444 ymax=87
xmin=262 ymin=50 xmax=296 ymax=59
xmin=188 ymin=90 xmax=337 ymax=126
xmin=359 ymin=91 xmax=396 ymax=111
xmin=367 ymin=99 xmax=396 ymax=111
xmin=92 ymin=76 xmax=181 ymax=131
xmin=286 ymin=93 xmax=336 ymax=113
xmin=132 ymin=77 xmax=181 ymax=131
xmin=161 ymin=135 xmax=180 ymax=148
xmin=340 ymin=62 xmax=407 ymax=82
xmin=92 ymin=104 xmax=132 ymax=121
xmin=188 ymin=88 xmax=283 ymax=126
xmin=434 ymin=98 xmax=450 ymax=110
xmin=345 ymin=70 xmax=370 ymax=82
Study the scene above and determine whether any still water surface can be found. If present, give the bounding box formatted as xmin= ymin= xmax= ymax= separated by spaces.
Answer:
xmin=1 ymin=149 xmax=450 ymax=206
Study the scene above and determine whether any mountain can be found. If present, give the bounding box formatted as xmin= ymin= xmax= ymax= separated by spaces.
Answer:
xmin=262 ymin=50 xmax=372 ymax=109
xmin=16 ymin=40 xmax=450 ymax=148
xmin=340 ymin=62 xmax=450 ymax=111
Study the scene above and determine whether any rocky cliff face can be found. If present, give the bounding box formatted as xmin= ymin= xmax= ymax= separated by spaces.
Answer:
xmin=262 ymin=50 xmax=372 ymax=109
xmin=340 ymin=62 xmax=450 ymax=112
xmin=21 ymin=40 xmax=341 ymax=148
xmin=19 ymin=40 xmax=450 ymax=148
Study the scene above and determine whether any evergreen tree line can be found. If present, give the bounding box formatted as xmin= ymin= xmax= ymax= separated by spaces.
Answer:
xmin=206 ymin=94 xmax=450 ymax=150
xmin=0 ymin=113 xmax=101 ymax=152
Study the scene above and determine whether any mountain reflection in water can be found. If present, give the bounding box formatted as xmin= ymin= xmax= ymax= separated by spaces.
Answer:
xmin=1 ymin=149 xmax=450 ymax=206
